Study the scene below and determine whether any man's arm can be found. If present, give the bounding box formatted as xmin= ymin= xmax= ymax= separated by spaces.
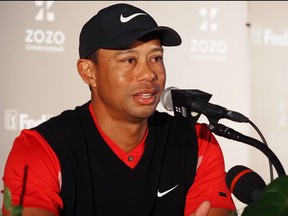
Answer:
xmin=2 ymin=130 xmax=62 ymax=215
xmin=207 ymin=208 xmax=236 ymax=216
xmin=190 ymin=201 xmax=237 ymax=216
xmin=4 ymin=208 xmax=55 ymax=216
xmin=22 ymin=208 xmax=56 ymax=216
xmin=185 ymin=124 xmax=237 ymax=215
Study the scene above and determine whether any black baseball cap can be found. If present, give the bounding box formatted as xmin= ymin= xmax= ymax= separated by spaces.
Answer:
xmin=79 ymin=3 xmax=182 ymax=58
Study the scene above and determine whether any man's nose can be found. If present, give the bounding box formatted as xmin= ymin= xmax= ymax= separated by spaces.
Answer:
xmin=136 ymin=61 xmax=157 ymax=82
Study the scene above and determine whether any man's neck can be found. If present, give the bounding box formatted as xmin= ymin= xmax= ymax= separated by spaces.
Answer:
xmin=91 ymin=105 xmax=148 ymax=153
xmin=102 ymin=120 xmax=148 ymax=153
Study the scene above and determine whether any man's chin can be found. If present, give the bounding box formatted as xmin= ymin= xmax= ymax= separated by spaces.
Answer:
xmin=131 ymin=107 xmax=157 ymax=121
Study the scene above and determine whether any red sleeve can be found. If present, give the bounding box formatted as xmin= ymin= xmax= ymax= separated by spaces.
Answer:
xmin=184 ymin=123 xmax=236 ymax=215
xmin=2 ymin=129 xmax=63 ymax=215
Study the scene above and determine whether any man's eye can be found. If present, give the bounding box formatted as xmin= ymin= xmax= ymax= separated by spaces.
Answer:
xmin=155 ymin=56 xmax=163 ymax=62
xmin=123 ymin=58 xmax=135 ymax=64
xmin=152 ymin=56 xmax=163 ymax=62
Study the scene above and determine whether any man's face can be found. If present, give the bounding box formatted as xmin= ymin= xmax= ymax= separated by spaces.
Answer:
xmin=93 ymin=39 xmax=166 ymax=122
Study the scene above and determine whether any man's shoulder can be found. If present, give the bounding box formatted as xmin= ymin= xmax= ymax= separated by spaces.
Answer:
xmin=30 ymin=101 xmax=91 ymax=139
xmin=36 ymin=101 xmax=90 ymax=128
xmin=152 ymin=110 xmax=174 ymax=121
xmin=153 ymin=111 xmax=209 ymax=131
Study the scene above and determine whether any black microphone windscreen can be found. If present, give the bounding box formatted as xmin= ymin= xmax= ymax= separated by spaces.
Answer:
xmin=226 ymin=165 xmax=266 ymax=204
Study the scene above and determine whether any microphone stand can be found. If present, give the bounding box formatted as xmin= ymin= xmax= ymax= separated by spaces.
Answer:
xmin=166 ymin=88 xmax=286 ymax=177
xmin=208 ymin=122 xmax=286 ymax=177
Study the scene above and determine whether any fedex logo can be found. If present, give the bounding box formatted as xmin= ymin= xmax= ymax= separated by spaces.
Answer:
xmin=4 ymin=109 xmax=52 ymax=131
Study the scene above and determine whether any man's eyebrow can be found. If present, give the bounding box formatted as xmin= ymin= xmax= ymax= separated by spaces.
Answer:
xmin=114 ymin=47 xmax=164 ymax=56
xmin=151 ymin=47 xmax=164 ymax=53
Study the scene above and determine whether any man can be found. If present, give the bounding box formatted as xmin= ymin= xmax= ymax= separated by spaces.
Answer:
xmin=2 ymin=3 xmax=236 ymax=216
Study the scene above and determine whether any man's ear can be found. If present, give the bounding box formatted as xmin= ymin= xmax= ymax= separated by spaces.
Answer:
xmin=77 ymin=59 xmax=97 ymax=88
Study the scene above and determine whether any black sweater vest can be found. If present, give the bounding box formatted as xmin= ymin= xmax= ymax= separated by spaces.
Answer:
xmin=35 ymin=101 xmax=198 ymax=216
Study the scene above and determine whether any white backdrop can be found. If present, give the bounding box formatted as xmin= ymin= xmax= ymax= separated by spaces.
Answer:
xmin=1 ymin=1 xmax=287 ymax=213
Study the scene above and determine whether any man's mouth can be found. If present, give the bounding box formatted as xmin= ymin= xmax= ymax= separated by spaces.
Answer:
xmin=139 ymin=93 xmax=153 ymax=99
xmin=133 ymin=91 xmax=157 ymax=105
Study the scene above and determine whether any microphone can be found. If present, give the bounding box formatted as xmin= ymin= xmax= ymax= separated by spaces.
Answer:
xmin=160 ymin=87 xmax=249 ymax=123
xmin=226 ymin=165 xmax=267 ymax=204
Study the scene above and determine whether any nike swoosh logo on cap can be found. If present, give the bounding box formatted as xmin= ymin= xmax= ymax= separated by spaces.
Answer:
xmin=157 ymin=184 xmax=179 ymax=198
xmin=120 ymin=13 xmax=147 ymax=23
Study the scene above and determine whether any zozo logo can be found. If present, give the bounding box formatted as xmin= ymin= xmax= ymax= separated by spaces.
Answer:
xmin=25 ymin=29 xmax=65 ymax=45
xmin=24 ymin=1 xmax=65 ymax=52
xmin=191 ymin=39 xmax=227 ymax=55
xmin=190 ymin=7 xmax=228 ymax=60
